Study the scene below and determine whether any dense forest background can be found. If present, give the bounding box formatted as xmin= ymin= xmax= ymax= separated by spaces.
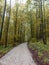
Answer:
xmin=0 ymin=0 xmax=49 ymax=48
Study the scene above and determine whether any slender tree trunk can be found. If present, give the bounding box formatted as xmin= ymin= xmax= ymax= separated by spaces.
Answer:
xmin=39 ymin=0 xmax=43 ymax=39
xmin=30 ymin=13 xmax=33 ymax=38
xmin=39 ymin=0 xmax=46 ymax=44
xmin=5 ymin=0 xmax=11 ymax=47
xmin=19 ymin=21 xmax=22 ymax=43
xmin=36 ymin=4 xmax=38 ymax=41
xmin=13 ymin=7 xmax=18 ymax=46
xmin=43 ymin=0 xmax=46 ymax=44
xmin=23 ymin=25 xmax=25 ymax=42
xmin=14 ymin=20 xmax=17 ymax=43
xmin=0 ymin=0 xmax=6 ymax=40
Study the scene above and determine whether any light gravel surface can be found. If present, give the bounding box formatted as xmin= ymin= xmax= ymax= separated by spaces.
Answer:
xmin=0 ymin=43 xmax=37 ymax=65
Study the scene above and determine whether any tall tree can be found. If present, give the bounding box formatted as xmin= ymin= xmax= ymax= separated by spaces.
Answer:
xmin=0 ymin=0 xmax=6 ymax=40
xmin=5 ymin=0 xmax=11 ymax=47
xmin=13 ymin=4 xmax=18 ymax=46
xmin=34 ymin=0 xmax=47 ymax=44
xmin=43 ymin=0 xmax=46 ymax=44
xmin=39 ymin=0 xmax=46 ymax=44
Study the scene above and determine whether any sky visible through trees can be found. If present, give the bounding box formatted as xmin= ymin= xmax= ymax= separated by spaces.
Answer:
xmin=7 ymin=0 xmax=27 ymax=7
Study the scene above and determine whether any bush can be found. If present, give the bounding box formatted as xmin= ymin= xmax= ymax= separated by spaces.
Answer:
xmin=30 ymin=38 xmax=36 ymax=43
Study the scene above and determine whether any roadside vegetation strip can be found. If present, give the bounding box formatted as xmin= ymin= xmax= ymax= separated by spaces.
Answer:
xmin=0 ymin=45 xmax=13 ymax=58
xmin=0 ymin=41 xmax=21 ymax=58
xmin=28 ymin=40 xmax=49 ymax=65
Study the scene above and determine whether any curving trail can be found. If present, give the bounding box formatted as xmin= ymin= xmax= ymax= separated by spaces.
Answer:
xmin=0 ymin=43 xmax=37 ymax=65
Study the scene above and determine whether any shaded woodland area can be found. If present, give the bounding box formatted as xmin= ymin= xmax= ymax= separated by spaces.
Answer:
xmin=0 ymin=0 xmax=49 ymax=65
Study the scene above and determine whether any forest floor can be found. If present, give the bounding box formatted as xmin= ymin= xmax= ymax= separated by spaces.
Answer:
xmin=0 ymin=43 xmax=37 ymax=65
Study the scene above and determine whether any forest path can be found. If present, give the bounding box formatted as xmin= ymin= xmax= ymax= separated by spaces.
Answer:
xmin=0 ymin=43 xmax=37 ymax=65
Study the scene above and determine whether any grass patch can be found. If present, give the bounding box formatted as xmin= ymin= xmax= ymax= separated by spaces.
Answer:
xmin=29 ymin=39 xmax=49 ymax=52
xmin=29 ymin=38 xmax=49 ymax=64
xmin=0 ymin=44 xmax=13 ymax=58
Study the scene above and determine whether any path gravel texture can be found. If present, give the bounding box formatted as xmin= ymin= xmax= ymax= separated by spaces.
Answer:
xmin=0 ymin=43 xmax=37 ymax=65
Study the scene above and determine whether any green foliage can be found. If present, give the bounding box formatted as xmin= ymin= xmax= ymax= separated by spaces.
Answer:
xmin=29 ymin=39 xmax=49 ymax=62
xmin=38 ymin=51 xmax=43 ymax=58
xmin=29 ymin=40 xmax=49 ymax=51
xmin=30 ymin=38 xmax=36 ymax=42
xmin=43 ymin=58 xmax=49 ymax=63
xmin=0 ymin=44 xmax=13 ymax=57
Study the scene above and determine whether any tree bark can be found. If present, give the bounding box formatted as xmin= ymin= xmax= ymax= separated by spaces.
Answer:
xmin=13 ymin=7 xmax=18 ymax=46
xmin=5 ymin=0 xmax=11 ymax=47
xmin=0 ymin=0 xmax=6 ymax=40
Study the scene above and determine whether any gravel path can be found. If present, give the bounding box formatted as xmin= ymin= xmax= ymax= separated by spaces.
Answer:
xmin=0 ymin=43 xmax=37 ymax=65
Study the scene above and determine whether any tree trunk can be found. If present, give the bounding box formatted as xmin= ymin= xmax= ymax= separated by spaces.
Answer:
xmin=36 ymin=4 xmax=38 ymax=41
xmin=39 ymin=0 xmax=43 ymax=39
xmin=5 ymin=0 xmax=11 ymax=47
xmin=43 ymin=0 xmax=46 ymax=44
xmin=13 ymin=7 xmax=18 ymax=46
xmin=39 ymin=0 xmax=46 ymax=44
xmin=0 ymin=0 xmax=6 ymax=40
